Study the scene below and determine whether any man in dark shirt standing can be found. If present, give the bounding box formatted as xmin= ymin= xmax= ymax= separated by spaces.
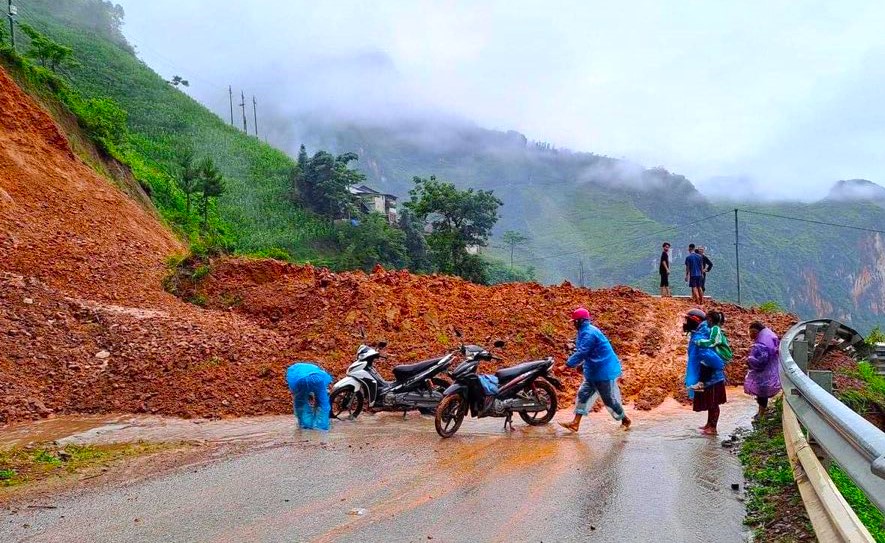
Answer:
xmin=698 ymin=246 xmax=713 ymax=294
xmin=659 ymin=242 xmax=671 ymax=297
xmin=685 ymin=243 xmax=705 ymax=305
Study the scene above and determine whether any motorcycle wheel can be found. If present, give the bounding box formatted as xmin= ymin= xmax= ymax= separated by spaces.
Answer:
xmin=330 ymin=386 xmax=364 ymax=420
xmin=519 ymin=379 xmax=558 ymax=425
xmin=435 ymin=394 xmax=466 ymax=438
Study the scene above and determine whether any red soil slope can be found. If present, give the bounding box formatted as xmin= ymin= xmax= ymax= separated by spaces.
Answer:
xmin=0 ymin=66 xmax=796 ymax=425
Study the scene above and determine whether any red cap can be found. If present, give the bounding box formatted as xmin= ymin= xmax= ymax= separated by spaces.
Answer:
xmin=571 ymin=307 xmax=591 ymax=321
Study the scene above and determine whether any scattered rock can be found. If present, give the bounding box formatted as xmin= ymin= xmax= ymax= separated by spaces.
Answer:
xmin=95 ymin=350 xmax=110 ymax=360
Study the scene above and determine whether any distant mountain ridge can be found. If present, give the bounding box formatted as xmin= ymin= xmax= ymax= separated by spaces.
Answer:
xmin=824 ymin=179 xmax=885 ymax=207
xmin=294 ymin=116 xmax=885 ymax=333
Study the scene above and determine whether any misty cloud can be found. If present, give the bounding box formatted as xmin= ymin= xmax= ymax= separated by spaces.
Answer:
xmin=114 ymin=0 xmax=885 ymax=200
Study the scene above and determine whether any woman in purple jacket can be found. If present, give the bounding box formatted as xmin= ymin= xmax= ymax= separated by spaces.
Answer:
xmin=744 ymin=321 xmax=781 ymax=419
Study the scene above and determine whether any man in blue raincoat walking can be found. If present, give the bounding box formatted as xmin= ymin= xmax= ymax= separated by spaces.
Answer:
xmin=285 ymin=362 xmax=333 ymax=431
xmin=560 ymin=308 xmax=632 ymax=432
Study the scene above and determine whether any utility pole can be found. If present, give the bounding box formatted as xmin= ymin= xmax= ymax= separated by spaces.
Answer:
xmin=252 ymin=95 xmax=258 ymax=137
xmin=239 ymin=90 xmax=247 ymax=133
xmin=7 ymin=0 xmax=17 ymax=50
xmin=734 ymin=208 xmax=742 ymax=306
xmin=228 ymin=86 xmax=234 ymax=126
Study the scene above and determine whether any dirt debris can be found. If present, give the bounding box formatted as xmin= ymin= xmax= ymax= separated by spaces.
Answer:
xmin=0 ymin=64 xmax=796 ymax=425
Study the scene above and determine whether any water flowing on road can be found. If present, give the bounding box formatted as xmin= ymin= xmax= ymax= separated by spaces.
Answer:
xmin=1 ymin=392 xmax=755 ymax=542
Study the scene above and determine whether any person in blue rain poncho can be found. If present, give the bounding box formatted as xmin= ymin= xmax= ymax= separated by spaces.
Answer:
xmin=559 ymin=307 xmax=632 ymax=433
xmin=285 ymin=362 xmax=333 ymax=431
xmin=683 ymin=309 xmax=728 ymax=435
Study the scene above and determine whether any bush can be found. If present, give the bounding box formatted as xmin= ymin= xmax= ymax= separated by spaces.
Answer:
xmin=67 ymin=95 xmax=128 ymax=154
xmin=249 ymin=247 xmax=292 ymax=261
xmin=756 ymin=300 xmax=784 ymax=314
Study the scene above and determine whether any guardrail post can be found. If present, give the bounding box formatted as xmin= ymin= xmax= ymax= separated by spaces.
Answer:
xmin=811 ymin=321 xmax=841 ymax=366
xmin=793 ymin=340 xmax=809 ymax=373
xmin=808 ymin=370 xmax=833 ymax=394
xmin=808 ymin=370 xmax=835 ymax=464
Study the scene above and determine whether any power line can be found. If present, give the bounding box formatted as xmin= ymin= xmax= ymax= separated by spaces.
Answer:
xmin=518 ymin=210 xmax=732 ymax=264
xmin=738 ymin=208 xmax=885 ymax=235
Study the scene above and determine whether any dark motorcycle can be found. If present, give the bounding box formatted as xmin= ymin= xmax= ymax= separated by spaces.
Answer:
xmin=434 ymin=342 xmax=562 ymax=438
xmin=329 ymin=341 xmax=455 ymax=420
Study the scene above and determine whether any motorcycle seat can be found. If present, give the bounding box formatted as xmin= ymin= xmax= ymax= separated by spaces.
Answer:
xmin=392 ymin=357 xmax=444 ymax=382
xmin=495 ymin=359 xmax=551 ymax=383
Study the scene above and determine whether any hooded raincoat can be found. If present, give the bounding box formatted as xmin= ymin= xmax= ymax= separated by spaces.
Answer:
xmin=744 ymin=327 xmax=781 ymax=398
xmin=566 ymin=321 xmax=622 ymax=382
xmin=286 ymin=362 xmax=332 ymax=430
xmin=684 ymin=321 xmax=726 ymax=397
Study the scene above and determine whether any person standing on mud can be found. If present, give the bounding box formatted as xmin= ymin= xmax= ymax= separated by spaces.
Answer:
xmin=698 ymin=247 xmax=713 ymax=294
xmin=659 ymin=242 xmax=672 ymax=297
xmin=745 ymin=321 xmax=781 ymax=420
xmin=684 ymin=244 xmax=704 ymax=305
xmin=285 ymin=362 xmax=333 ymax=431
xmin=682 ymin=309 xmax=727 ymax=435
xmin=559 ymin=307 xmax=632 ymax=432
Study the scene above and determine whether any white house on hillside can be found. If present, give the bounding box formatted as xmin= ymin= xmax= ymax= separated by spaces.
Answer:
xmin=348 ymin=184 xmax=398 ymax=225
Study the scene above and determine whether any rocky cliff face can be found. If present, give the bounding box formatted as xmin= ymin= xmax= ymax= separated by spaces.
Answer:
xmin=852 ymin=233 xmax=885 ymax=317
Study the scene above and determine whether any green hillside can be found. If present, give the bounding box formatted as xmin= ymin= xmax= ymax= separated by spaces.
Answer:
xmin=11 ymin=0 xmax=332 ymax=262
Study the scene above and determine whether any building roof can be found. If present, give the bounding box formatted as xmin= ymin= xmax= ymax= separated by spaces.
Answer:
xmin=348 ymin=184 xmax=397 ymax=200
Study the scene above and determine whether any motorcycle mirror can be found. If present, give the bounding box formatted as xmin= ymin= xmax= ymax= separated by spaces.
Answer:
xmin=493 ymin=340 xmax=505 ymax=348
xmin=377 ymin=340 xmax=388 ymax=349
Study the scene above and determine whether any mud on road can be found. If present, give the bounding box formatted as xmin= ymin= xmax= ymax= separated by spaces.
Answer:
xmin=1 ymin=393 xmax=755 ymax=543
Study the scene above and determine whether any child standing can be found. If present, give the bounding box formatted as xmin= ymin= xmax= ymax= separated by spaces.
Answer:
xmin=690 ymin=311 xmax=732 ymax=390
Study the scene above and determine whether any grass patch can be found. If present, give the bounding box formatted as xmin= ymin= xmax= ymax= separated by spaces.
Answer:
xmin=755 ymin=300 xmax=785 ymax=314
xmin=828 ymin=464 xmax=885 ymax=542
xmin=835 ymin=361 xmax=885 ymax=419
xmin=0 ymin=442 xmax=172 ymax=489
xmin=738 ymin=398 xmax=815 ymax=541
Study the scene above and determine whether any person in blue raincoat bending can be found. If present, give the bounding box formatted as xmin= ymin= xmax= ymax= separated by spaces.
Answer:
xmin=285 ymin=362 xmax=333 ymax=431
xmin=559 ymin=307 xmax=632 ymax=432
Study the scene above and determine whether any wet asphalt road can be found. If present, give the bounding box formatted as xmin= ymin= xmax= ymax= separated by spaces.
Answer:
xmin=1 ymin=394 xmax=754 ymax=542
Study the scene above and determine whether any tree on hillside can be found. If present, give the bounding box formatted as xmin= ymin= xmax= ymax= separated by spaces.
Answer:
xmin=335 ymin=213 xmax=408 ymax=271
xmin=168 ymin=75 xmax=190 ymax=88
xmin=18 ymin=23 xmax=78 ymax=72
xmin=502 ymin=230 xmax=530 ymax=269
xmin=174 ymin=150 xmax=200 ymax=217
xmin=398 ymin=208 xmax=431 ymax=273
xmin=292 ymin=150 xmax=361 ymax=218
xmin=197 ymin=158 xmax=225 ymax=230
xmin=405 ymin=176 xmax=502 ymax=283
xmin=290 ymin=144 xmax=309 ymax=200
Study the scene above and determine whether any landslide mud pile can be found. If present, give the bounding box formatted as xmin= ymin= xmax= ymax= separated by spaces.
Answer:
xmin=0 ymin=64 xmax=795 ymax=425
xmin=189 ymin=258 xmax=796 ymax=408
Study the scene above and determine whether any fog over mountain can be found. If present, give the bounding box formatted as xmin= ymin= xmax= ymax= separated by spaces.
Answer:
xmin=114 ymin=0 xmax=885 ymax=200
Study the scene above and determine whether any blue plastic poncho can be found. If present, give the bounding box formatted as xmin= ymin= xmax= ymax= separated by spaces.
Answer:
xmin=684 ymin=322 xmax=726 ymax=398
xmin=566 ymin=321 xmax=622 ymax=382
xmin=285 ymin=363 xmax=333 ymax=431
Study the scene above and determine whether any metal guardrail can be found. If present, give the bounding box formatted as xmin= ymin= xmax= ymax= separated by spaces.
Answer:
xmin=783 ymin=402 xmax=875 ymax=542
xmin=779 ymin=319 xmax=885 ymax=513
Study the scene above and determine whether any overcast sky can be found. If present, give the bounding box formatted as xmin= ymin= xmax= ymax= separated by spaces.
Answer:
xmin=114 ymin=0 xmax=885 ymax=200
